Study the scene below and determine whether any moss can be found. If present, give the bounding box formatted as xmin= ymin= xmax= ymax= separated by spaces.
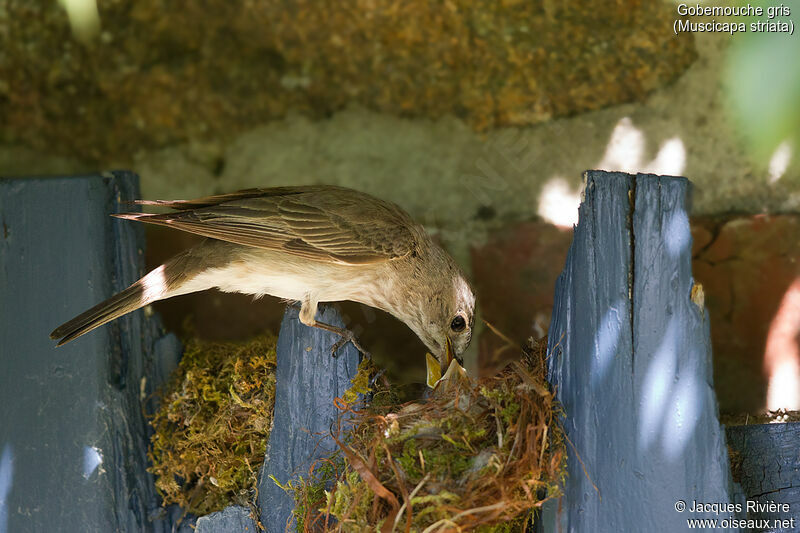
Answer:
xmin=148 ymin=331 xmax=277 ymax=515
xmin=341 ymin=358 xmax=377 ymax=406
xmin=475 ymin=515 xmax=531 ymax=532
xmin=145 ymin=326 xmax=563 ymax=531
xmin=482 ymin=383 xmax=521 ymax=427
xmin=396 ymin=439 xmax=422 ymax=480
xmin=326 ymin=470 xmax=374 ymax=531
xmin=284 ymin=457 xmax=344 ymax=532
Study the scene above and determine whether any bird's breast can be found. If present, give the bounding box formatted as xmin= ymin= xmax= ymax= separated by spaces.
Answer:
xmin=184 ymin=248 xmax=390 ymax=306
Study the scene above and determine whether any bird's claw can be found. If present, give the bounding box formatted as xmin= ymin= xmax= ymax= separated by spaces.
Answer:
xmin=330 ymin=330 xmax=371 ymax=360
xmin=308 ymin=318 xmax=371 ymax=360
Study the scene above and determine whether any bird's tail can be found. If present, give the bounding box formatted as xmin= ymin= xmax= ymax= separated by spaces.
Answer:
xmin=50 ymin=280 xmax=148 ymax=346
xmin=50 ymin=249 xmax=201 ymax=346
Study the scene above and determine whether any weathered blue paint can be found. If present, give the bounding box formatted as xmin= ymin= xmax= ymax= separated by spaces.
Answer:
xmin=0 ymin=173 xmax=181 ymax=532
xmin=257 ymin=304 xmax=360 ymax=531
xmin=727 ymin=422 xmax=800 ymax=529
xmin=195 ymin=505 xmax=258 ymax=533
xmin=546 ymin=171 xmax=734 ymax=531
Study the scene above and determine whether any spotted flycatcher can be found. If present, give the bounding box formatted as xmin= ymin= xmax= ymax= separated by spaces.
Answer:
xmin=50 ymin=186 xmax=475 ymax=369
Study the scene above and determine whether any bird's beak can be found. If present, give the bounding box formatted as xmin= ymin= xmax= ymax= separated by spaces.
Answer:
xmin=426 ymin=338 xmax=462 ymax=389
xmin=445 ymin=336 xmax=457 ymax=367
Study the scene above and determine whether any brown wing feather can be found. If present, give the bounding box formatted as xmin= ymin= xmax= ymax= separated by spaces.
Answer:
xmin=115 ymin=186 xmax=420 ymax=265
xmin=132 ymin=186 xmax=331 ymax=210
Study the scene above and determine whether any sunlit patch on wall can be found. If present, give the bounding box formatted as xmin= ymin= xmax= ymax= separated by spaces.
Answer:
xmin=58 ymin=0 xmax=101 ymax=42
xmin=598 ymin=118 xmax=646 ymax=173
xmin=597 ymin=118 xmax=686 ymax=177
xmin=537 ymin=177 xmax=581 ymax=228
xmin=768 ymin=141 xmax=793 ymax=184
xmin=644 ymin=137 xmax=686 ymax=177
xmin=764 ymin=277 xmax=800 ymax=411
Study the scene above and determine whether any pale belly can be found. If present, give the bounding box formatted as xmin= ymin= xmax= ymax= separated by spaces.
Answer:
xmin=178 ymin=247 xmax=390 ymax=308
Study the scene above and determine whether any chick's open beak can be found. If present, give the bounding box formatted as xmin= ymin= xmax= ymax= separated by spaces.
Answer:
xmin=425 ymin=337 xmax=463 ymax=389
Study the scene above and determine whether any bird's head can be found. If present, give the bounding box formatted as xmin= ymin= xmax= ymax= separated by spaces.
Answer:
xmin=414 ymin=271 xmax=476 ymax=371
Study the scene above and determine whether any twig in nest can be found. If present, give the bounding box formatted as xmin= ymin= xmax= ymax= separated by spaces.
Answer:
xmin=333 ymin=435 xmax=400 ymax=510
xmin=421 ymin=501 xmax=508 ymax=533
xmin=392 ymin=473 xmax=431 ymax=532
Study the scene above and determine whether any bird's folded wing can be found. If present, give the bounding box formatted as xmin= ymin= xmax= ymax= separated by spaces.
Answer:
xmin=130 ymin=186 xmax=323 ymax=210
xmin=115 ymin=187 xmax=418 ymax=265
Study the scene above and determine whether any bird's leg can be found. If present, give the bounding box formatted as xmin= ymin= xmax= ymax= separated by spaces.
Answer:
xmin=297 ymin=295 xmax=371 ymax=358
xmin=311 ymin=320 xmax=371 ymax=359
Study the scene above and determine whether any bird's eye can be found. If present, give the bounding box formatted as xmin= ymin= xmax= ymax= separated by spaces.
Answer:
xmin=450 ymin=315 xmax=466 ymax=332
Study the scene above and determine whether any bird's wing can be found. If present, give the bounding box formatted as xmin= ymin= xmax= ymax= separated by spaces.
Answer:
xmin=115 ymin=186 xmax=420 ymax=265
xmin=130 ymin=186 xmax=323 ymax=210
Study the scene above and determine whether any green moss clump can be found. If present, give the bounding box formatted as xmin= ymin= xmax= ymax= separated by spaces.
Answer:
xmin=341 ymin=358 xmax=378 ymax=406
xmin=148 ymin=332 xmax=278 ymax=515
xmin=327 ymin=469 xmax=375 ymax=531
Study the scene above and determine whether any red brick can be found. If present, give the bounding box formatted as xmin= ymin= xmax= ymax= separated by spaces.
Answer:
xmin=692 ymin=215 xmax=800 ymax=414
xmin=470 ymin=221 xmax=573 ymax=377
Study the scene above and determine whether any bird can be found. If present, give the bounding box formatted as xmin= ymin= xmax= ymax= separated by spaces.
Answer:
xmin=50 ymin=185 xmax=476 ymax=372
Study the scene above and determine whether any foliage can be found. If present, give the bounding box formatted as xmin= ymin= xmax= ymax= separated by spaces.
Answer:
xmin=725 ymin=4 xmax=800 ymax=162
xmin=148 ymin=332 xmax=278 ymax=515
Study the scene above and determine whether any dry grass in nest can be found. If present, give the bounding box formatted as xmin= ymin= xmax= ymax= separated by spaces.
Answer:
xmin=148 ymin=331 xmax=278 ymax=515
xmin=292 ymin=336 xmax=565 ymax=532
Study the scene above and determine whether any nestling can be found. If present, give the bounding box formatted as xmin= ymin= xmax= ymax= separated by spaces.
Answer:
xmin=50 ymin=185 xmax=476 ymax=371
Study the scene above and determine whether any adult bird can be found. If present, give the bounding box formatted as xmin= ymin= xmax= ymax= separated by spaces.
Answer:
xmin=50 ymin=185 xmax=475 ymax=374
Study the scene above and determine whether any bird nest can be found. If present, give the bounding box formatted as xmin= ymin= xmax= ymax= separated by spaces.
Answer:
xmin=148 ymin=331 xmax=278 ymax=515
xmin=290 ymin=337 xmax=565 ymax=532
